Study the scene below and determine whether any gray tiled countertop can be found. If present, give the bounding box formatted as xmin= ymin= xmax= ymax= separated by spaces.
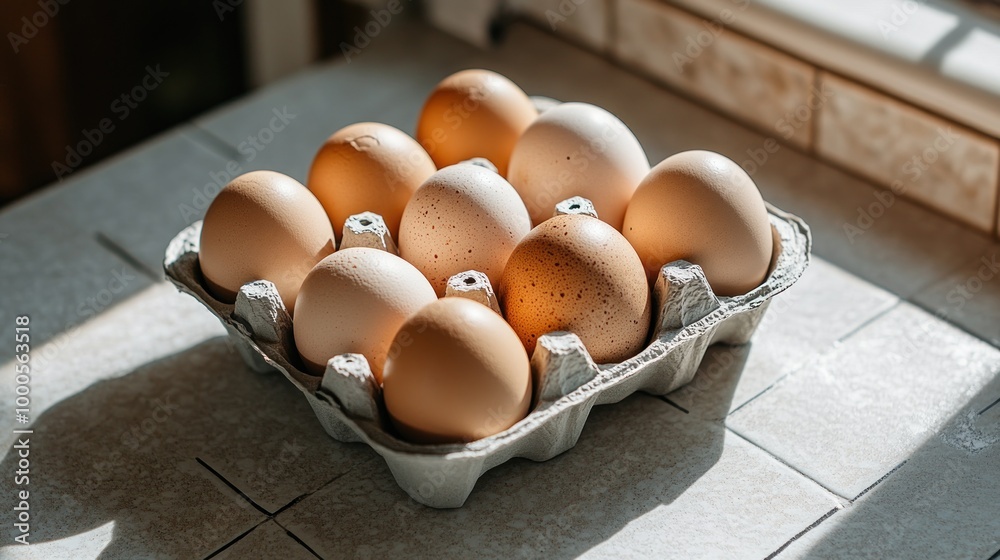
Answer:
xmin=1 ymin=21 xmax=998 ymax=560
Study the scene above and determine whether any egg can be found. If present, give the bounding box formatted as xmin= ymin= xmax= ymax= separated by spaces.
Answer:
xmin=199 ymin=170 xmax=335 ymax=312
xmin=308 ymin=122 xmax=436 ymax=239
xmin=416 ymin=69 xmax=537 ymax=176
xmin=399 ymin=163 xmax=531 ymax=296
xmin=382 ymin=297 xmax=532 ymax=443
xmin=292 ymin=247 xmax=437 ymax=381
xmin=623 ymin=150 xmax=773 ymax=296
xmin=507 ymin=102 xmax=649 ymax=230
xmin=500 ymin=214 xmax=651 ymax=362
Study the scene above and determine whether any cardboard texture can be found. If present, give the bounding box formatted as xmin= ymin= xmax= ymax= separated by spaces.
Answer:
xmin=164 ymin=205 xmax=810 ymax=507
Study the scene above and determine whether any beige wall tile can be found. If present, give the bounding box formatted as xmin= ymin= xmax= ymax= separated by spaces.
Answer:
xmin=508 ymin=0 xmax=608 ymax=52
xmin=817 ymin=72 xmax=1000 ymax=233
xmin=614 ymin=0 xmax=816 ymax=147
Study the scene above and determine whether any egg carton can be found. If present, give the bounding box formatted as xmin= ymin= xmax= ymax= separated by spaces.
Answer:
xmin=164 ymin=204 xmax=810 ymax=508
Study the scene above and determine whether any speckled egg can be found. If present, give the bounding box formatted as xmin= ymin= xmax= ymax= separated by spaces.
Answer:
xmin=500 ymin=214 xmax=651 ymax=362
xmin=292 ymin=247 xmax=438 ymax=382
xmin=399 ymin=163 xmax=531 ymax=296
xmin=623 ymin=150 xmax=773 ymax=296
xmin=507 ymin=102 xmax=649 ymax=230
xmin=416 ymin=69 xmax=537 ymax=176
xmin=382 ymin=297 xmax=532 ymax=443
xmin=199 ymin=170 xmax=335 ymax=313
xmin=308 ymin=122 xmax=436 ymax=239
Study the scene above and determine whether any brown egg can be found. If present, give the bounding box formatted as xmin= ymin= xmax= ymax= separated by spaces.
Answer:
xmin=199 ymin=170 xmax=335 ymax=313
xmin=292 ymin=248 xmax=438 ymax=381
xmin=623 ymin=150 xmax=773 ymax=296
xmin=416 ymin=69 xmax=537 ymax=176
xmin=399 ymin=163 xmax=531 ymax=296
xmin=382 ymin=297 xmax=532 ymax=443
xmin=308 ymin=122 xmax=436 ymax=239
xmin=500 ymin=214 xmax=651 ymax=362
xmin=507 ymin=102 xmax=649 ymax=230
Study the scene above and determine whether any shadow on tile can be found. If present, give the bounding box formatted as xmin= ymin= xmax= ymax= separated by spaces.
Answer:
xmin=665 ymin=342 xmax=752 ymax=420
xmin=281 ymin=395 xmax=727 ymax=559
xmin=0 ymin=337 xmax=372 ymax=559
xmin=277 ymin=387 xmax=836 ymax=558
xmin=773 ymin=373 xmax=1000 ymax=560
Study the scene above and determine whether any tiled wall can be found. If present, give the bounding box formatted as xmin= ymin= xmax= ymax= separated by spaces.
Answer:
xmin=507 ymin=0 xmax=1000 ymax=238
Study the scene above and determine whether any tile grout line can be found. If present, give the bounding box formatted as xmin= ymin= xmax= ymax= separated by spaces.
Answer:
xmin=907 ymin=296 xmax=1000 ymax=351
xmin=762 ymin=507 xmax=839 ymax=560
xmin=195 ymin=457 xmax=271 ymax=516
xmin=638 ymin=0 xmax=1000 ymax=146
xmin=660 ymin=396 xmax=689 ymax=413
xmin=186 ymin=123 xmax=242 ymax=160
xmin=834 ymin=299 xmax=901 ymax=343
xmin=519 ymin=8 xmax=997 ymax=238
xmin=202 ymin=519 xmax=267 ymax=560
xmin=851 ymin=460 xmax=907 ymax=502
xmin=193 ymin=455 xmax=370 ymax=559
xmin=725 ymin=427 xmax=848 ymax=503
xmin=606 ymin=0 xmax=617 ymax=59
xmin=727 ymin=382 xmax=779 ymax=418
xmin=93 ymin=231 xmax=162 ymax=282
xmin=727 ymin=348 xmax=839 ymax=419
xmin=994 ymin=149 xmax=1000 ymax=239
xmin=808 ymin=69 xmax=822 ymax=156
xmin=979 ymin=396 xmax=1000 ymax=416
xmin=599 ymin=1 xmax=1000 ymax=237
xmin=272 ymin=518 xmax=326 ymax=559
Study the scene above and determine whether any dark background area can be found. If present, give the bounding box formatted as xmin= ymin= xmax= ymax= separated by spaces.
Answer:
xmin=0 ymin=0 xmax=372 ymax=207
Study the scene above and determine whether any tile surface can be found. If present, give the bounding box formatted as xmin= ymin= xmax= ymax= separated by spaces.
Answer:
xmin=816 ymin=72 xmax=1000 ymax=233
xmin=0 ymin=338 xmax=265 ymax=559
xmin=0 ymin=283 xmax=225 ymax=452
xmin=775 ymin=376 xmax=1000 ymax=560
xmin=0 ymin=223 xmax=154 ymax=351
xmin=668 ymin=257 xmax=898 ymax=418
xmin=194 ymin=24 xmax=474 ymax=186
xmin=728 ymin=302 xmax=1000 ymax=499
xmin=615 ymin=0 xmax=816 ymax=147
xmin=28 ymin=127 xmax=232 ymax=277
xmin=194 ymin=359 xmax=379 ymax=514
xmin=279 ymin=395 xmax=838 ymax=559
xmin=914 ymin=244 xmax=1000 ymax=348
xmin=213 ymin=520 xmax=318 ymax=560
xmin=6 ymin=17 xmax=1000 ymax=560
xmin=751 ymin=141 xmax=995 ymax=299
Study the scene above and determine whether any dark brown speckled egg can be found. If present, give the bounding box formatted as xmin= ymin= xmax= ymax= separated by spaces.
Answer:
xmin=499 ymin=214 xmax=651 ymax=362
